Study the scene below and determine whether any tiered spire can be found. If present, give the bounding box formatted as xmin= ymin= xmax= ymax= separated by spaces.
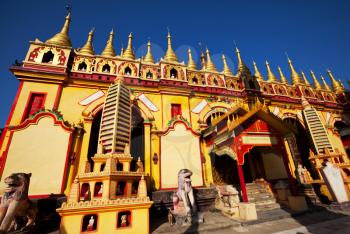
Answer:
xmin=235 ymin=47 xmax=250 ymax=75
xmin=200 ymin=50 xmax=206 ymax=70
xmin=122 ymin=33 xmax=135 ymax=60
xmin=222 ymin=54 xmax=233 ymax=76
xmin=79 ymin=29 xmax=95 ymax=55
xmin=45 ymin=13 xmax=72 ymax=47
xmin=327 ymin=69 xmax=345 ymax=93
xmin=310 ymin=70 xmax=322 ymax=90
xmin=101 ymin=29 xmax=116 ymax=57
xmin=253 ymin=61 xmax=264 ymax=81
xmin=287 ymin=57 xmax=302 ymax=85
xmin=265 ymin=61 xmax=277 ymax=82
xmin=301 ymin=71 xmax=310 ymax=85
xmin=205 ymin=48 xmax=217 ymax=72
xmin=321 ymin=75 xmax=331 ymax=91
xmin=278 ymin=66 xmax=288 ymax=84
xmin=143 ymin=40 xmax=154 ymax=63
xmin=187 ymin=48 xmax=197 ymax=70
xmin=164 ymin=31 xmax=178 ymax=62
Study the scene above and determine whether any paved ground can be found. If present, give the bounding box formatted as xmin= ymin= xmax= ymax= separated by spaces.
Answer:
xmin=151 ymin=208 xmax=350 ymax=234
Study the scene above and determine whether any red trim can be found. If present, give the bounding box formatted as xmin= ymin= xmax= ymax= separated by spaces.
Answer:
xmin=0 ymin=132 xmax=13 ymax=178
xmin=0 ymin=81 xmax=24 ymax=150
xmin=161 ymin=121 xmax=199 ymax=137
xmin=61 ymin=132 xmax=73 ymax=193
xmin=53 ymin=84 xmax=63 ymax=109
xmin=237 ymin=164 xmax=248 ymax=202
xmin=20 ymin=92 xmax=47 ymax=123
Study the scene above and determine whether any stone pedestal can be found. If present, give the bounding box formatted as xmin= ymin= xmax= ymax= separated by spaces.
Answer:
xmin=321 ymin=162 xmax=349 ymax=203
xmin=288 ymin=196 xmax=308 ymax=211
xmin=238 ymin=203 xmax=257 ymax=221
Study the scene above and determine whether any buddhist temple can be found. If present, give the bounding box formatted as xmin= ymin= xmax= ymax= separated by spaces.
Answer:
xmin=1 ymin=12 xmax=350 ymax=232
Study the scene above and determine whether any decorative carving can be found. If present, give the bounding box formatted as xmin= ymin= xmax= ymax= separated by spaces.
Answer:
xmin=175 ymin=169 xmax=197 ymax=214
xmin=0 ymin=173 xmax=37 ymax=232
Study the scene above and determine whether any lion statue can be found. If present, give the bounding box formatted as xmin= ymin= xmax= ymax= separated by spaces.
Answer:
xmin=0 ymin=173 xmax=37 ymax=233
xmin=175 ymin=169 xmax=197 ymax=214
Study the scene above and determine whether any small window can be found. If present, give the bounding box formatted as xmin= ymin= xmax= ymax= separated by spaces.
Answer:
xmin=171 ymin=104 xmax=182 ymax=118
xmin=116 ymin=181 xmax=127 ymax=196
xmin=42 ymin=51 xmax=54 ymax=63
xmin=80 ymin=183 xmax=90 ymax=200
xmin=146 ymin=71 xmax=153 ymax=79
xmin=100 ymin=163 xmax=105 ymax=172
xmin=124 ymin=66 xmax=132 ymax=76
xmin=94 ymin=182 xmax=103 ymax=197
xmin=78 ymin=62 xmax=87 ymax=71
xmin=213 ymin=78 xmax=218 ymax=86
xmin=192 ymin=77 xmax=198 ymax=84
xmin=117 ymin=211 xmax=131 ymax=228
xmin=117 ymin=163 xmax=123 ymax=171
xmin=82 ymin=214 xmax=98 ymax=232
xmin=22 ymin=93 xmax=46 ymax=121
xmin=170 ymin=68 xmax=178 ymax=79
xmin=102 ymin=64 xmax=110 ymax=73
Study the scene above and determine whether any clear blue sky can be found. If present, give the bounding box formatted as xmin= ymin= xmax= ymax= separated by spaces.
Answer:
xmin=0 ymin=0 xmax=350 ymax=127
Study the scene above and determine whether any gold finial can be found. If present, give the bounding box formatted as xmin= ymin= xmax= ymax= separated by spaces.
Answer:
xmin=187 ymin=48 xmax=197 ymax=70
xmin=143 ymin=40 xmax=155 ymax=63
xmin=200 ymin=50 xmax=206 ymax=70
xmin=79 ymin=29 xmax=95 ymax=55
xmin=265 ymin=61 xmax=277 ymax=82
xmin=222 ymin=54 xmax=233 ymax=76
xmin=120 ymin=47 xmax=124 ymax=57
xmin=205 ymin=48 xmax=217 ymax=72
xmin=101 ymin=29 xmax=116 ymax=57
xmin=45 ymin=13 xmax=72 ymax=47
xmin=327 ymin=69 xmax=345 ymax=93
xmin=122 ymin=32 xmax=135 ymax=60
xmin=321 ymin=75 xmax=331 ymax=91
xmin=287 ymin=57 xmax=302 ymax=85
xmin=310 ymin=70 xmax=322 ymax=90
xmin=235 ymin=47 xmax=250 ymax=75
xmin=164 ymin=31 xmax=178 ymax=62
xmin=278 ymin=66 xmax=288 ymax=84
xmin=253 ymin=61 xmax=264 ymax=81
xmin=301 ymin=70 xmax=310 ymax=85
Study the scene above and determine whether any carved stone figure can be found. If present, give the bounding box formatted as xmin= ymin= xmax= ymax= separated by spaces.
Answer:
xmin=0 ymin=173 xmax=37 ymax=233
xmin=87 ymin=216 xmax=95 ymax=231
xmin=176 ymin=169 xmax=196 ymax=214
xmin=297 ymin=164 xmax=309 ymax=184
xmin=136 ymin=157 xmax=144 ymax=173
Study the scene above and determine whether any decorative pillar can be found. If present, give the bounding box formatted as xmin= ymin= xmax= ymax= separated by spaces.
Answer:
xmin=150 ymin=127 xmax=160 ymax=190
xmin=280 ymin=144 xmax=298 ymax=195
xmin=237 ymin=164 xmax=248 ymax=202
xmin=77 ymin=118 xmax=93 ymax=172
xmin=143 ymin=122 xmax=151 ymax=176
xmin=201 ymin=140 xmax=213 ymax=186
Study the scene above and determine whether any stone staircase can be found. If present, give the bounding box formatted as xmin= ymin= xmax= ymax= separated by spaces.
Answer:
xmin=246 ymin=182 xmax=281 ymax=211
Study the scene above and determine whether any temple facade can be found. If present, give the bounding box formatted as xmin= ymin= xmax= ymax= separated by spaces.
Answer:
xmin=1 ymin=12 xmax=350 ymax=224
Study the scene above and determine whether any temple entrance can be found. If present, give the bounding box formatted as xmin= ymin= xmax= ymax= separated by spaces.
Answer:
xmin=130 ymin=106 xmax=144 ymax=170
xmin=87 ymin=110 xmax=102 ymax=165
xmin=243 ymin=146 xmax=288 ymax=184
xmin=212 ymin=155 xmax=239 ymax=185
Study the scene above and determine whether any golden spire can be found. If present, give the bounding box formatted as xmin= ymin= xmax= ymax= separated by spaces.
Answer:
xmin=327 ymin=69 xmax=345 ymax=92
xmin=164 ymin=31 xmax=178 ymax=62
xmin=301 ymin=71 xmax=310 ymax=85
xmin=321 ymin=75 xmax=331 ymax=91
xmin=310 ymin=70 xmax=322 ymax=90
xmin=222 ymin=54 xmax=233 ymax=76
xmin=143 ymin=40 xmax=155 ymax=63
xmin=265 ymin=61 xmax=277 ymax=82
xmin=101 ymin=29 xmax=116 ymax=57
xmin=278 ymin=66 xmax=288 ymax=84
xmin=235 ymin=47 xmax=250 ymax=75
xmin=253 ymin=61 xmax=264 ymax=81
xmin=205 ymin=48 xmax=217 ymax=72
xmin=122 ymin=33 xmax=135 ymax=60
xmin=287 ymin=57 xmax=302 ymax=85
xmin=79 ymin=29 xmax=95 ymax=55
xmin=120 ymin=47 xmax=124 ymax=57
xmin=187 ymin=48 xmax=197 ymax=70
xmin=45 ymin=13 xmax=72 ymax=47
xmin=200 ymin=50 xmax=206 ymax=70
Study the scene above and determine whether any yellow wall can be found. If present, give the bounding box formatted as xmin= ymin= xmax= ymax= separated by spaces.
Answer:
xmin=160 ymin=123 xmax=203 ymax=189
xmin=0 ymin=116 xmax=71 ymax=195
xmin=60 ymin=208 xmax=149 ymax=234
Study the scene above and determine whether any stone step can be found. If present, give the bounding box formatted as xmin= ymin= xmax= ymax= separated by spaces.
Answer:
xmin=255 ymin=202 xmax=281 ymax=211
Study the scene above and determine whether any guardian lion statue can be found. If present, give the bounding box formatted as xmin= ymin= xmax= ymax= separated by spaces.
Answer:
xmin=175 ymin=169 xmax=197 ymax=214
xmin=0 ymin=173 xmax=37 ymax=233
